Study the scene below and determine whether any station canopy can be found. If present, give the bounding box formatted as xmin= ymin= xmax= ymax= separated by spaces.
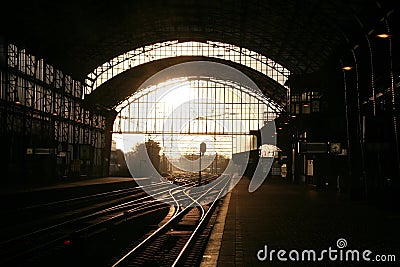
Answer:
xmin=1 ymin=0 xmax=398 ymax=106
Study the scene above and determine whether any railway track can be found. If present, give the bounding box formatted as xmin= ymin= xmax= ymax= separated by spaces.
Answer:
xmin=110 ymin=174 xmax=231 ymax=267
xmin=0 ymin=173 xmax=230 ymax=266
xmin=0 ymin=183 xmax=171 ymax=266
xmin=0 ymin=183 xmax=170 ymax=240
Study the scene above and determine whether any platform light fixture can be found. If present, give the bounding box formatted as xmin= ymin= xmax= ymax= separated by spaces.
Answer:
xmin=342 ymin=66 xmax=353 ymax=71
xmin=52 ymin=110 xmax=58 ymax=116
xmin=14 ymin=97 xmax=22 ymax=105
xmin=94 ymin=117 xmax=100 ymax=128
xmin=376 ymin=33 xmax=392 ymax=39
xmin=13 ymin=89 xmax=22 ymax=105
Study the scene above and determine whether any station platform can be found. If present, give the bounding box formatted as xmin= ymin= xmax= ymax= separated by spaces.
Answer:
xmin=203 ymin=177 xmax=400 ymax=266
xmin=0 ymin=177 xmax=136 ymax=209
xmin=0 ymin=177 xmax=136 ymax=194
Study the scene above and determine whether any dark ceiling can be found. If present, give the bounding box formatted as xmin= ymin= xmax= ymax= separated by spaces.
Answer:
xmin=2 ymin=0 xmax=399 ymax=82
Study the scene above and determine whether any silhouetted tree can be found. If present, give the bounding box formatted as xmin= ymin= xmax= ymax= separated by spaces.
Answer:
xmin=125 ymin=139 xmax=161 ymax=177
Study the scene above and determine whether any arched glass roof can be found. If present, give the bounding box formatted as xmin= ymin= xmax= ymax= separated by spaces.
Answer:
xmin=85 ymin=40 xmax=291 ymax=94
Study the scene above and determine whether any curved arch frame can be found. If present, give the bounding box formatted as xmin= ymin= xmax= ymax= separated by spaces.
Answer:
xmin=114 ymin=76 xmax=281 ymax=136
xmin=116 ymin=76 xmax=283 ymax=113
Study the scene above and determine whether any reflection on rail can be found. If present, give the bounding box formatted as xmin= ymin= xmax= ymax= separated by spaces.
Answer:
xmin=111 ymin=174 xmax=232 ymax=266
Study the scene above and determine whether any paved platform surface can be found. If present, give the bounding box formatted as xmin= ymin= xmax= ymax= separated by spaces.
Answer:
xmin=213 ymin=178 xmax=400 ymax=266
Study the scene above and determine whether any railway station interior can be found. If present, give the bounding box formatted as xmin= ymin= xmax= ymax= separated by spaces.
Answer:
xmin=0 ymin=1 xmax=399 ymax=266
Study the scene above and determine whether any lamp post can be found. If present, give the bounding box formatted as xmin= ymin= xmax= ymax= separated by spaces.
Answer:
xmin=199 ymin=142 xmax=206 ymax=185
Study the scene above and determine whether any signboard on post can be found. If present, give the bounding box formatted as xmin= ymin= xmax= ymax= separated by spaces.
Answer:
xmin=200 ymin=142 xmax=206 ymax=155
xmin=199 ymin=142 xmax=207 ymax=185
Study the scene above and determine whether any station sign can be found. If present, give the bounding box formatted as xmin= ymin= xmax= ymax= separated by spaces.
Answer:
xmin=35 ymin=148 xmax=55 ymax=155
xmin=200 ymin=142 xmax=206 ymax=155
xmin=298 ymin=142 xmax=328 ymax=154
